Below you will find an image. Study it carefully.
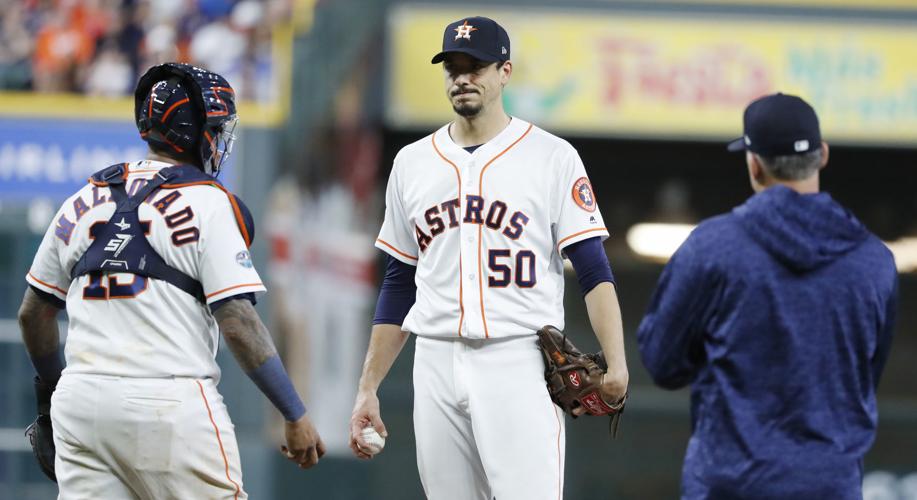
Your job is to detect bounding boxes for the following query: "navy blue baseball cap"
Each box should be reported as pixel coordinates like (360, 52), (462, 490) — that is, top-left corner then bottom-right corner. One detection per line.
(431, 16), (510, 64)
(727, 93), (822, 156)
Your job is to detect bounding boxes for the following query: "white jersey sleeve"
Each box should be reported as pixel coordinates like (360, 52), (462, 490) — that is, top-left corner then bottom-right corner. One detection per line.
(199, 193), (266, 304)
(553, 145), (609, 256)
(375, 153), (419, 266)
(26, 202), (72, 302)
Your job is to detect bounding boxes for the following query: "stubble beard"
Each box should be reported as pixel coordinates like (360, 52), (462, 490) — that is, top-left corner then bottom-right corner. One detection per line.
(453, 100), (482, 118)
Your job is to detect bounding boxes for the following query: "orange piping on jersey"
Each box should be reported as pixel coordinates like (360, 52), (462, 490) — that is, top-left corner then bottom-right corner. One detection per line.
(158, 181), (252, 248)
(196, 381), (241, 500)
(553, 404), (563, 500)
(27, 272), (67, 295)
(476, 123), (534, 339)
(206, 283), (263, 299)
(432, 132), (465, 337)
(476, 223), (488, 338)
(376, 238), (418, 261)
(161, 97), (190, 123)
(556, 227), (608, 252)
(220, 187), (251, 247)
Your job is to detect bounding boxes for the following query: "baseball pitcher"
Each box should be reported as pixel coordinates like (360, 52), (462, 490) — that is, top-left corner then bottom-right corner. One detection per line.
(349, 17), (629, 499)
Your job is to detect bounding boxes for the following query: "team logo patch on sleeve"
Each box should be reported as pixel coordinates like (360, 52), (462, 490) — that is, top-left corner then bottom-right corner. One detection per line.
(572, 177), (596, 212)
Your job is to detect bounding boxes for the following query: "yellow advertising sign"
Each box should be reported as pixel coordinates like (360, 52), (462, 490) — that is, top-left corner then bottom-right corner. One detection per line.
(388, 6), (917, 145)
(652, 0), (917, 9)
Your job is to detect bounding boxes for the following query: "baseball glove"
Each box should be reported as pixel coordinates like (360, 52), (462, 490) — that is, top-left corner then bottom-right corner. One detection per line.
(536, 325), (626, 435)
(25, 376), (56, 482)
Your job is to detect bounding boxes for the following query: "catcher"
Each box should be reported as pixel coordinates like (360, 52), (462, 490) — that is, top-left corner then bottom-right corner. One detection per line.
(19, 63), (324, 498)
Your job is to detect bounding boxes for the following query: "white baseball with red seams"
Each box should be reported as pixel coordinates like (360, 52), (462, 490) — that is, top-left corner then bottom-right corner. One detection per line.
(375, 117), (608, 499)
(360, 426), (385, 455)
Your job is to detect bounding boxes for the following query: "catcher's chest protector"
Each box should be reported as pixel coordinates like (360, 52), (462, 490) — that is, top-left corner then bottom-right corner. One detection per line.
(69, 164), (217, 302)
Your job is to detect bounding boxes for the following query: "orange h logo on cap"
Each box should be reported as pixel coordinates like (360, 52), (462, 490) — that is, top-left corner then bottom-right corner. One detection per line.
(454, 20), (478, 40)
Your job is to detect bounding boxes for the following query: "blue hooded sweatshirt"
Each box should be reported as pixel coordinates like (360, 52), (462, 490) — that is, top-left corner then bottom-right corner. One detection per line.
(637, 185), (898, 500)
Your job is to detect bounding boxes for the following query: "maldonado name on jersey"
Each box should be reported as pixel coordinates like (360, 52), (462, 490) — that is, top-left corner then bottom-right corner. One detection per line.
(53, 178), (200, 249)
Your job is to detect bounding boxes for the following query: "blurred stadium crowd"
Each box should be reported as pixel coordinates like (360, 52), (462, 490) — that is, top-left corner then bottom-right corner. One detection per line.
(0, 0), (288, 101)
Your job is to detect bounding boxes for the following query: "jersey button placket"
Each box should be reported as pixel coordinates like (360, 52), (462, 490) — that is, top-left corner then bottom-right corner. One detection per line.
(460, 160), (480, 336)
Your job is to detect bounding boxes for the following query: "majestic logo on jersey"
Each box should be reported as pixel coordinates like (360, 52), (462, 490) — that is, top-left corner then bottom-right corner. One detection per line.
(104, 234), (133, 257)
(572, 177), (596, 213)
(454, 20), (478, 40)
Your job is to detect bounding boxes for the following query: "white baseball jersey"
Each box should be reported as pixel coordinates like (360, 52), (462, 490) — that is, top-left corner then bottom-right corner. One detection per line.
(26, 159), (266, 380)
(376, 117), (608, 339)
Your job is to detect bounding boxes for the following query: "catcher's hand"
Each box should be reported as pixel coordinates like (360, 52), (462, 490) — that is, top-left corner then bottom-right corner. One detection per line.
(25, 376), (56, 482)
(536, 325), (626, 434)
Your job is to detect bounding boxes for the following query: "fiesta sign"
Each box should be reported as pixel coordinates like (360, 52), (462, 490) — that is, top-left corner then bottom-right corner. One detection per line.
(388, 5), (917, 145)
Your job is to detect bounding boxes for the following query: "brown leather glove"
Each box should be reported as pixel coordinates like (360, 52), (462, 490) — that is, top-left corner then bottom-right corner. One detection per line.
(536, 326), (626, 433)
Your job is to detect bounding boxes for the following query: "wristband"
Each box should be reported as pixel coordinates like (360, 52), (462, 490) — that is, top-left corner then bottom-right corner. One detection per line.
(247, 355), (306, 422)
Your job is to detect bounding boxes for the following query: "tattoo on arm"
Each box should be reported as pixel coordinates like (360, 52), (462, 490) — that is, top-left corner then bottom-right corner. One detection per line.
(19, 288), (62, 359)
(214, 298), (278, 372)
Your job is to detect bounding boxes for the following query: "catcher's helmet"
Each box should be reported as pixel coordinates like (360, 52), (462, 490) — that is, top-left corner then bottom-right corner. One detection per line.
(134, 63), (238, 176)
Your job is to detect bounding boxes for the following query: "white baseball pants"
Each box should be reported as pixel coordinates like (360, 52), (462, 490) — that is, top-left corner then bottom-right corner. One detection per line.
(50, 374), (246, 500)
(413, 335), (565, 500)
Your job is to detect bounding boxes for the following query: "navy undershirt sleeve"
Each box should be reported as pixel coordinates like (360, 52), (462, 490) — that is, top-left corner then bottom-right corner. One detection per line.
(26, 286), (65, 384)
(209, 292), (256, 313)
(565, 236), (615, 296)
(29, 285), (65, 309)
(373, 254), (417, 325)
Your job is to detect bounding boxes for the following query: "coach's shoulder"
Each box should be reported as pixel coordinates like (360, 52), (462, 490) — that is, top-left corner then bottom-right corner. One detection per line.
(861, 232), (898, 275)
(686, 214), (741, 252)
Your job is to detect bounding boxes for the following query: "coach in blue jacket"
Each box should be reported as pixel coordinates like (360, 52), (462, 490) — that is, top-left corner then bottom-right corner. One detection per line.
(637, 93), (898, 499)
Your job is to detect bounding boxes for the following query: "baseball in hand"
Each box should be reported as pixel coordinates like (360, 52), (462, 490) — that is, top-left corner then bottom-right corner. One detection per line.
(360, 427), (385, 455)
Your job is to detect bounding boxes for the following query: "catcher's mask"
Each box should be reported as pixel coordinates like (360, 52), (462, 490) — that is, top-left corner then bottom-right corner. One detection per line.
(134, 62), (238, 177)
